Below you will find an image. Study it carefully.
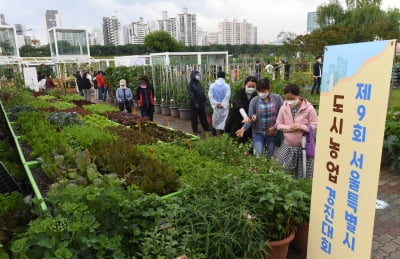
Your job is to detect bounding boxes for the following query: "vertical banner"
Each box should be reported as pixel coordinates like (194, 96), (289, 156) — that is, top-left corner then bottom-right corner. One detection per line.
(308, 40), (397, 259)
(23, 67), (38, 91)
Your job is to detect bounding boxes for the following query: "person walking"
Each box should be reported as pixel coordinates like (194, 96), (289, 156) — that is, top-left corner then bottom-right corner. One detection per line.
(75, 71), (83, 96)
(225, 75), (257, 143)
(92, 71), (98, 100)
(208, 71), (231, 136)
(275, 83), (318, 178)
(136, 75), (155, 121)
(312, 56), (323, 94)
(284, 61), (291, 81)
(255, 60), (262, 80)
(188, 70), (210, 134)
(235, 78), (283, 158)
(45, 74), (55, 90)
(265, 61), (274, 80)
(80, 71), (92, 101)
(96, 71), (107, 101)
(116, 79), (133, 113)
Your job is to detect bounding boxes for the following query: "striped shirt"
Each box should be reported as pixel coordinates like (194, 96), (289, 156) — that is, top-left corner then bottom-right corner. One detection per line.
(259, 98), (277, 134)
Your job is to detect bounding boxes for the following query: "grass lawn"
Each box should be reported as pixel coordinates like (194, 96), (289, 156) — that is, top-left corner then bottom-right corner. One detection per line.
(389, 88), (400, 108)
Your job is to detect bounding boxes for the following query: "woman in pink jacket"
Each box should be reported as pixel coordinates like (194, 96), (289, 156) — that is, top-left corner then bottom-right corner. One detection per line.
(275, 84), (318, 178)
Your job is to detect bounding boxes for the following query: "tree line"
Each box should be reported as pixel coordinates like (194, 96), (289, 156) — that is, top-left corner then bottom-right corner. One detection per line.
(19, 43), (281, 58)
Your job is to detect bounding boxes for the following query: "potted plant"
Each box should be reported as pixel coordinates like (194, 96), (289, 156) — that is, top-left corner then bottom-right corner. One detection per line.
(177, 83), (190, 120)
(172, 169), (311, 259)
(169, 83), (180, 118)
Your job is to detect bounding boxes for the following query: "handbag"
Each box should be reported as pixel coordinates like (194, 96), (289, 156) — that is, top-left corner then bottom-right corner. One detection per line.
(274, 130), (284, 147)
(305, 124), (315, 158)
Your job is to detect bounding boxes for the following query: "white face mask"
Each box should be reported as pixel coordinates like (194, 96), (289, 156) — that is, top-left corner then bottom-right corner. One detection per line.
(258, 92), (269, 99)
(195, 75), (201, 81)
(287, 99), (299, 106)
(245, 87), (256, 94)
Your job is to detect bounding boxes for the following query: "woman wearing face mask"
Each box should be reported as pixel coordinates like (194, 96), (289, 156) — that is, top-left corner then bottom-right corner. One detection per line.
(188, 70), (210, 134)
(236, 78), (283, 158)
(136, 75), (155, 121)
(116, 79), (133, 113)
(225, 76), (258, 142)
(275, 84), (318, 178)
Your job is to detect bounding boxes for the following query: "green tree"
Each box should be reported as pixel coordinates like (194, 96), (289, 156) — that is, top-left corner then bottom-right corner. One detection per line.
(144, 31), (182, 52)
(282, 0), (400, 60)
(317, 0), (400, 42)
(19, 45), (50, 57)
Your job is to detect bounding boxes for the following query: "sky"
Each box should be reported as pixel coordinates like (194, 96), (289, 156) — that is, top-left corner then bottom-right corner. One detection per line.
(1, 0), (399, 45)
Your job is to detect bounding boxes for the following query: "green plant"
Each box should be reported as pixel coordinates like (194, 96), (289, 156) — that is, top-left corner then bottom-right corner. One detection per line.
(47, 112), (83, 128)
(11, 184), (181, 258)
(62, 124), (115, 150)
(0, 87), (36, 109)
(47, 89), (65, 99)
(37, 95), (57, 101)
(138, 142), (235, 188)
(90, 140), (180, 195)
(175, 177), (270, 258)
(83, 103), (119, 115)
(139, 227), (206, 259)
(16, 111), (66, 159)
(59, 94), (84, 102)
(384, 108), (400, 170)
(82, 114), (120, 129)
(0, 192), (35, 255)
(175, 171), (311, 258)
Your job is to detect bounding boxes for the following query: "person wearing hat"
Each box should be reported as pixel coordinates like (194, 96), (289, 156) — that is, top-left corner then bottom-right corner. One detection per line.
(116, 79), (133, 113)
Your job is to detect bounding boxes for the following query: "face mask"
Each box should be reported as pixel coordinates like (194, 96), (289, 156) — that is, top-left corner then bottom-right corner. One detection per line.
(195, 75), (201, 81)
(120, 85), (126, 89)
(245, 87), (256, 94)
(258, 92), (269, 99)
(140, 84), (147, 88)
(287, 99), (299, 106)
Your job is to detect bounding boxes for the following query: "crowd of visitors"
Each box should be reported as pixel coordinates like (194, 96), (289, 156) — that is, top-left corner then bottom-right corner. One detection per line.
(42, 59), (320, 178)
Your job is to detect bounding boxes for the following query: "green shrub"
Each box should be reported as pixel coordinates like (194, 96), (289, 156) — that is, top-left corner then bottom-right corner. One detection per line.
(47, 112), (83, 128)
(90, 140), (180, 195)
(10, 184), (184, 258)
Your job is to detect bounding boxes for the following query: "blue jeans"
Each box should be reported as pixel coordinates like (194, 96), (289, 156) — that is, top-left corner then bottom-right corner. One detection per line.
(252, 132), (276, 159)
(98, 87), (105, 100)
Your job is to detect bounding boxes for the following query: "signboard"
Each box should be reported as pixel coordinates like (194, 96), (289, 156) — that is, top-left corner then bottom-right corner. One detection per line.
(307, 40), (396, 259)
(114, 56), (147, 66)
(23, 67), (38, 91)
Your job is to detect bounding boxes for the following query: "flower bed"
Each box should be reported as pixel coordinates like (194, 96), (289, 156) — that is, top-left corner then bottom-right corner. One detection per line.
(1, 86), (313, 258)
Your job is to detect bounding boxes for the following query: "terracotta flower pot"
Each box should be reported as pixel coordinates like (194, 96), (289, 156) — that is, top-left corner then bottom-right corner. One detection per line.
(266, 231), (295, 259)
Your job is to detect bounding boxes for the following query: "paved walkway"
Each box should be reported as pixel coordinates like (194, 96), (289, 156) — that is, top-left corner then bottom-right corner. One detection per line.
(93, 96), (400, 259)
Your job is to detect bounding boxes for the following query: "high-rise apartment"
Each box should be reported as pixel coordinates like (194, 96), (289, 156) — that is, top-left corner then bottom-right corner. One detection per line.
(102, 16), (123, 45)
(155, 11), (177, 39)
(218, 19), (257, 45)
(124, 17), (150, 44)
(307, 12), (320, 33)
(152, 9), (197, 46)
(14, 24), (32, 47)
(88, 28), (104, 46)
(0, 14), (7, 25)
(45, 10), (61, 29)
(176, 8), (197, 46)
